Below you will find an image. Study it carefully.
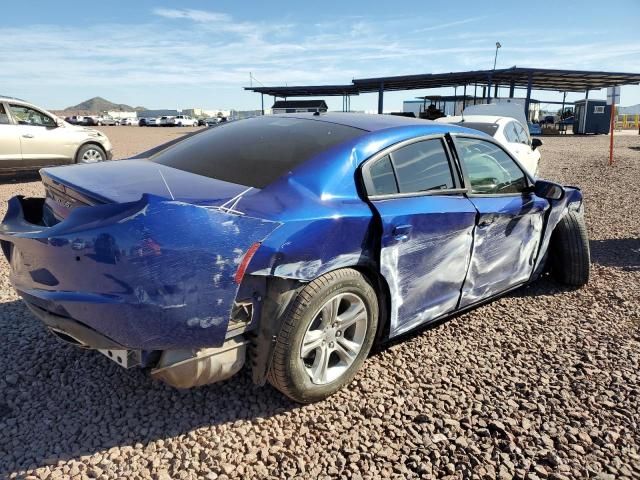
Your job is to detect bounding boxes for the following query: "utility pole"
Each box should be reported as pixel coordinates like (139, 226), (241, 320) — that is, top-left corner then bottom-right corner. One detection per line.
(493, 42), (502, 70)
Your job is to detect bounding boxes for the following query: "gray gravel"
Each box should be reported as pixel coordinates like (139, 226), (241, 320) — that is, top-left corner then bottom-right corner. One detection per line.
(0, 131), (639, 479)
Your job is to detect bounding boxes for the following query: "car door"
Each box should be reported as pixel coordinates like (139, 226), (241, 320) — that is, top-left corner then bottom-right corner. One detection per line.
(0, 102), (23, 170)
(8, 103), (74, 167)
(452, 135), (548, 308)
(363, 136), (477, 337)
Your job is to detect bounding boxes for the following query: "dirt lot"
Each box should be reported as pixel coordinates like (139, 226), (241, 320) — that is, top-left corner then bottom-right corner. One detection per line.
(0, 128), (639, 480)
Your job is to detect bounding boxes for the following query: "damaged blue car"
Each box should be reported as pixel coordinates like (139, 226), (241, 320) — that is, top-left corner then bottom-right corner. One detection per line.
(0, 113), (590, 403)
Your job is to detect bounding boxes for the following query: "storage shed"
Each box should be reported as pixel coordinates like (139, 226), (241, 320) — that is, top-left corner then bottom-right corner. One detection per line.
(574, 99), (611, 134)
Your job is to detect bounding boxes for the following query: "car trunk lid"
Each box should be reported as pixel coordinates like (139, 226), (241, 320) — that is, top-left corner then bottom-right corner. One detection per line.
(41, 159), (255, 223)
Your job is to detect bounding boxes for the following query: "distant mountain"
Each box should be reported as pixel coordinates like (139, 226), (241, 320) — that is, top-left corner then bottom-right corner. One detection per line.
(619, 104), (640, 115)
(64, 96), (146, 113)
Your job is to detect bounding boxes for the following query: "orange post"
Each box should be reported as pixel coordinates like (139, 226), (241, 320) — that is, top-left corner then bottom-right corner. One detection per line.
(609, 104), (615, 166)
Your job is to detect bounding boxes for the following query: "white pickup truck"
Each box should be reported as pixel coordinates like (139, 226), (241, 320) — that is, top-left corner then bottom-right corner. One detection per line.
(167, 115), (198, 127)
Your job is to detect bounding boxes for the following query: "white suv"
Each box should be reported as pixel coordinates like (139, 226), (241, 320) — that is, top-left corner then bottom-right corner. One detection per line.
(168, 115), (198, 127)
(0, 96), (113, 172)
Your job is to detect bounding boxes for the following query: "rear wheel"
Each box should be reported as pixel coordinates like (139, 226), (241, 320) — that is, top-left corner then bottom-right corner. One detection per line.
(76, 144), (106, 164)
(268, 268), (378, 403)
(550, 211), (590, 286)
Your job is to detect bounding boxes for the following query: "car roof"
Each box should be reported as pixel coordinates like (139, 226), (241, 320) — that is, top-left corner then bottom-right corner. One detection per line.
(274, 112), (441, 132)
(0, 96), (28, 103)
(437, 115), (511, 125)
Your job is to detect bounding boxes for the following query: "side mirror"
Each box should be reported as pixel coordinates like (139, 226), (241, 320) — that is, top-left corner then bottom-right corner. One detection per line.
(531, 138), (543, 150)
(534, 180), (564, 200)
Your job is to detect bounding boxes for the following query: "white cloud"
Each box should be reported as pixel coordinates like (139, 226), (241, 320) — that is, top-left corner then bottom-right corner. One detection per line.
(153, 8), (231, 23)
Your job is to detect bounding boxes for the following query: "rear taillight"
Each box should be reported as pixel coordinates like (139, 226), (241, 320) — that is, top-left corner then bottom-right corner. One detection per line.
(234, 242), (261, 284)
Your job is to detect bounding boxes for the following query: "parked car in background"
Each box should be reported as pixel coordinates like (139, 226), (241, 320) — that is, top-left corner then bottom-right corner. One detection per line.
(146, 117), (161, 127)
(0, 113), (589, 403)
(0, 96), (112, 171)
(120, 117), (136, 126)
(540, 115), (556, 125)
(96, 115), (119, 126)
(138, 118), (149, 127)
(559, 116), (575, 126)
(437, 103), (542, 176)
(528, 122), (542, 136)
(82, 116), (99, 126)
(204, 117), (226, 127)
(159, 116), (174, 127)
(64, 115), (85, 125)
(168, 115), (198, 127)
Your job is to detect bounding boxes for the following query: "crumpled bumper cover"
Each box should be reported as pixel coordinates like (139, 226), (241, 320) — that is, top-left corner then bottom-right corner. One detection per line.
(0, 194), (279, 350)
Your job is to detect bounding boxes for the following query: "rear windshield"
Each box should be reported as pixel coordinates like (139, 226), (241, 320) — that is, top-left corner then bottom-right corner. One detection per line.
(151, 116), (366, 188)
(453, 122), (498, 137)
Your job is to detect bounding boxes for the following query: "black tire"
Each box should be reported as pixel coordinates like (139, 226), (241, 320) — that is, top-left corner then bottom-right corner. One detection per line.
(550, 211), (590, 286)
(75, 144), (107, 164)
(268, 268), (378, 403)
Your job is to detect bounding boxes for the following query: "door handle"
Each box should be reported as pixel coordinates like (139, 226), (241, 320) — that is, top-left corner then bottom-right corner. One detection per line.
(392, 225), (412, 241)
(22, 134), (34, 139)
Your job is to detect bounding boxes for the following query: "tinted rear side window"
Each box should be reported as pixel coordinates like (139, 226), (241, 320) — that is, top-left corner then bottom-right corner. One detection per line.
(151, 117), (365, 188)
(391, 139), (454, 193)
(369, 155), (398, 195)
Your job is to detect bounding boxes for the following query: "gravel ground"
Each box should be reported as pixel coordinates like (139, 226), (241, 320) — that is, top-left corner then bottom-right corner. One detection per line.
(0, 129), (639, 480)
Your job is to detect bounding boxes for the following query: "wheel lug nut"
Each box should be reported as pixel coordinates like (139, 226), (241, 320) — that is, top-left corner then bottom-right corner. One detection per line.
(336, 331), (342, 336)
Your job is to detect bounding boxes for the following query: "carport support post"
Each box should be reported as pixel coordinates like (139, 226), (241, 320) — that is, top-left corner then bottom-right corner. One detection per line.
(377, 82), (384, 114)
(462, 84), (467, 110)
(261, 94), (264, 115)
(453, 86), (458, 115)
(487, 74), (493, 104)
(524, 71), (533, 122)
(509, 80), (515, 98)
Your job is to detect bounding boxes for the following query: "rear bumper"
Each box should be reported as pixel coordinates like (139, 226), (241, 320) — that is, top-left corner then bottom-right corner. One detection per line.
(0, 194), (279, 350)
(23, 298), (125, 350)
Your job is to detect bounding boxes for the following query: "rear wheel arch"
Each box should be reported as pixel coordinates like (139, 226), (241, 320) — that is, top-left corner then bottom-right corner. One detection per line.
(351, 265), (391, 344)
(266, 267), (379, 402)
(247, 263), (390, 386)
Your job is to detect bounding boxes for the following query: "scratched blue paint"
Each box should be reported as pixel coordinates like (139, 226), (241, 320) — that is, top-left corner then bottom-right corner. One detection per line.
(0, 113), (584, 353)
(0, 194), (279, 349)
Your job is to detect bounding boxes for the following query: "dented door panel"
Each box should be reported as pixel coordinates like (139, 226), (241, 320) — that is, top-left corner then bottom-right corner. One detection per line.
(460, 194), (548, 307)
(373, 195), (477, 337)
(0, 194), (280, 349)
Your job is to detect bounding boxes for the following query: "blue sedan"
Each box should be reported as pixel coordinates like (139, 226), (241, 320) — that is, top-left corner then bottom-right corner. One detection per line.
(0, 113), (590, 403)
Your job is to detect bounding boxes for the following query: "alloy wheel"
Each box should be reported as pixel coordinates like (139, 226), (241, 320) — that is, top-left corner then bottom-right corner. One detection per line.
(300, 292), (368, 385)
(81, 149), (104, 163)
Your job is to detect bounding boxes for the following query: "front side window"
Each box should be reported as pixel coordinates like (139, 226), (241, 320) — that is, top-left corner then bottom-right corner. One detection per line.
(9, 104), (56, 127)
(391, 139), (455, 193)
(503, 122), (519, 143)
(456, 137), (528, 195)
(513, 122), (529, 144)
(0, 104), (10, 124)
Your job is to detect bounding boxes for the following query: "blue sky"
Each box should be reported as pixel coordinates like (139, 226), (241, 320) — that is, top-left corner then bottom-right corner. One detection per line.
(3, 0), (640, 112)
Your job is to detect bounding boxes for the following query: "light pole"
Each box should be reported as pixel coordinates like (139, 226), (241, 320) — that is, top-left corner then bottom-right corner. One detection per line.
(493, 41), (502, 70)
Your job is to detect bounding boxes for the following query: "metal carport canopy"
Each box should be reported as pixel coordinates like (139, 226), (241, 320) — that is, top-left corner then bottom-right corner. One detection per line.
(243, 84), (359, 97)
(352, 67), (640, 92)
